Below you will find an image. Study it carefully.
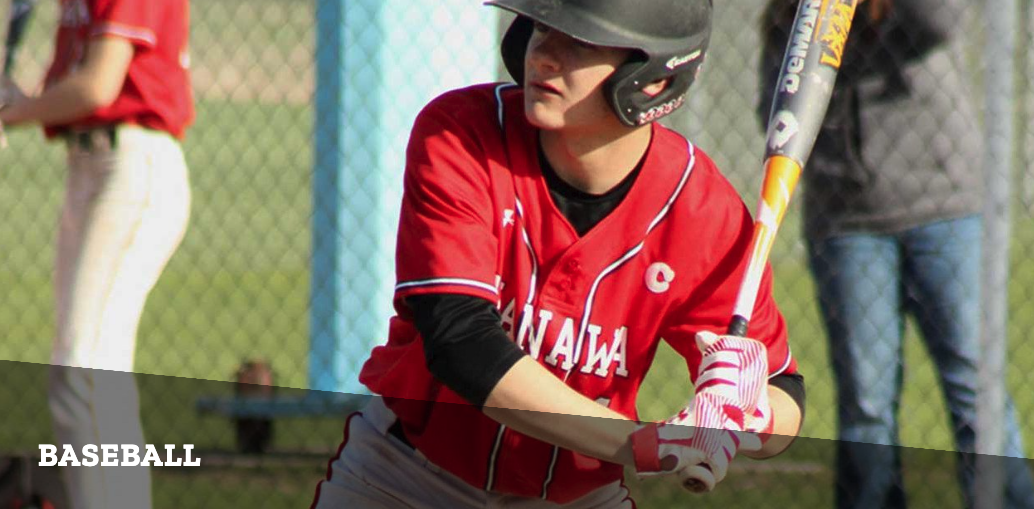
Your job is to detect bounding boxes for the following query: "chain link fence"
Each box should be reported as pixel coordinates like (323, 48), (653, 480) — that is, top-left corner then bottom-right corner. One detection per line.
(0, 0), (1032, 507)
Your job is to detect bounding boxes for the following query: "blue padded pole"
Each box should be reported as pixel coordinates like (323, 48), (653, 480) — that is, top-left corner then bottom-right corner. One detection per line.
(311, 0), (498, 394)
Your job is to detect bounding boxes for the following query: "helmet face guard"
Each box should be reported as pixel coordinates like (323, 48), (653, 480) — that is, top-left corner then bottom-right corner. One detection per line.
(487, 0), (712, 126)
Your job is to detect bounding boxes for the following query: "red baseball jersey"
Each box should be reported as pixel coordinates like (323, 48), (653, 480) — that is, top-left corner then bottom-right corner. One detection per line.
(359, 84), (796, 503)
(44, 0), (193, 138)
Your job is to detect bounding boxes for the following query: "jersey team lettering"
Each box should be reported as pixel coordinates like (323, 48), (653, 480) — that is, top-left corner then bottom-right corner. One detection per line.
(501, 300), (630, 377)
(39, 444), (201, 467)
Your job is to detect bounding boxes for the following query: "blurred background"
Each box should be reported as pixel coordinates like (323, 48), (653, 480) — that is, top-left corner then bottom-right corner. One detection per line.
(0, 0), (1032, 507)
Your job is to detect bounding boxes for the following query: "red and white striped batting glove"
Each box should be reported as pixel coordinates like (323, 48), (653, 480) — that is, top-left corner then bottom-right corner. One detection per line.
(694, 331), (769, 417)
(694, 331), (772, 437)
(744, 378), (774, 437)
(630, 404), (746, 491)
(673, 331), (772, 490)
(629, 409), (735, 472)
(629, 332), (772, 490)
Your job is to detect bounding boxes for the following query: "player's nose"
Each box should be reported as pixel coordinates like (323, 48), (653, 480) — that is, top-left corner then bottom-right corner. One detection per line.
(526, 31), (565, 76)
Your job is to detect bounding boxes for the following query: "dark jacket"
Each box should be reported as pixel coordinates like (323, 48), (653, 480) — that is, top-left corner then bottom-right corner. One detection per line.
(758, 0), (983, 239)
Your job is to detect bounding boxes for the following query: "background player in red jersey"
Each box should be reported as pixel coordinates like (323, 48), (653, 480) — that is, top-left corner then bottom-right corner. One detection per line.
(0, 0), (193, 507)
(312, 0), (806, 506)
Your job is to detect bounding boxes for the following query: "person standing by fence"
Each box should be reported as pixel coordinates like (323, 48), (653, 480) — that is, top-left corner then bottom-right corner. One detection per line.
(758, 0), (1034, 507)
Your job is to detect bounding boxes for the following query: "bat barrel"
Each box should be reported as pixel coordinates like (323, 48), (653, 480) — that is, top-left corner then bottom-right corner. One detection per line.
(727, 0), (859, 338)
(763, 0), (858, 167)
(687, 0), (860, 495)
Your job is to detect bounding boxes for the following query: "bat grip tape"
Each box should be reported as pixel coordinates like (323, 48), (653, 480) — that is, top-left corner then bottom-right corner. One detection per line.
(727, 315), (749, 337)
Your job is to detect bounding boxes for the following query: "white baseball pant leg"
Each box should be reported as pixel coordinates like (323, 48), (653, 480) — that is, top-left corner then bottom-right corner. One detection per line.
(49, 125), (191, 509)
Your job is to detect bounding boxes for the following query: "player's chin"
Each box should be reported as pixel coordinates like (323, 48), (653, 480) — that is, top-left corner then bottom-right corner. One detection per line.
(524, 104), (566, 131)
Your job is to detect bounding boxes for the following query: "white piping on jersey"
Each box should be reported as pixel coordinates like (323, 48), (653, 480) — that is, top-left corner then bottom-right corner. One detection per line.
(484, 425), (507, 491)
(513, 199), (539, 306)
(541, 447), (561, 499)
(770, 348), (793, 378)
(565, 140), (698, 381)
(485, 86), (535, 492)
(484, 198), (540, 493)
(395, 278), (498, 295)
(494, 83), (517, 129)
(93, 23), (157, 47)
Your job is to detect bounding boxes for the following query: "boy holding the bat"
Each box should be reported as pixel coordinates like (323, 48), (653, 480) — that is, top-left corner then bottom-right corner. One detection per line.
(312, 0), (807, 506)
(760, 0), (1034, 507)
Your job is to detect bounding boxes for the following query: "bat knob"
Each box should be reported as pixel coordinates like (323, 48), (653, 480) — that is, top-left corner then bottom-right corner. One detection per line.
(683, 478), (709, 493)
(679, 464), (715, 493)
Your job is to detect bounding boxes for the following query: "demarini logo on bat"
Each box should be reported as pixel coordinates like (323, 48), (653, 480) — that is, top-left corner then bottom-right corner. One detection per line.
(780, 0), (821, 94)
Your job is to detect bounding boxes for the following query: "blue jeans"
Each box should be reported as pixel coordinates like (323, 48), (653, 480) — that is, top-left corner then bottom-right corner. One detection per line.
(807, 215), (1034, 509)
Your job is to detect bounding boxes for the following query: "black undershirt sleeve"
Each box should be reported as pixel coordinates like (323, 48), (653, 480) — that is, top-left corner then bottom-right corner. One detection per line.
(407, 293), (526, 408)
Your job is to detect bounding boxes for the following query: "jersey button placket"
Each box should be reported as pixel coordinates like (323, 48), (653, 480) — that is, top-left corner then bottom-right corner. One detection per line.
(559, 259), (580, 300)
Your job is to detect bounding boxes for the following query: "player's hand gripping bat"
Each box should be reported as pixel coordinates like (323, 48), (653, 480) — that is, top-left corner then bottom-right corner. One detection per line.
(679, 0), (860, 493)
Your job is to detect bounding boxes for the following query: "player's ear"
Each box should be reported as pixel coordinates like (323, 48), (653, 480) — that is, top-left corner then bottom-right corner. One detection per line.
(641, 77), (671, 98)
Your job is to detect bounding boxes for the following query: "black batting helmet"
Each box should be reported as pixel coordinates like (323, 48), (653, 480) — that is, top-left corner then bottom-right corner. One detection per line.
(485, 0), (713, 126)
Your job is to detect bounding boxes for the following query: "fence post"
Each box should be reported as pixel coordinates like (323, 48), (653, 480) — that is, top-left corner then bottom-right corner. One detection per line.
(977, 0), (1017, 505)
(1025, 0), (1034, 215)
(310, 0), (498, 394)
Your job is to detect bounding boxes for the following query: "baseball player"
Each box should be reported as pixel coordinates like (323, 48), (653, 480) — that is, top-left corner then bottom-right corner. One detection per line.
(312, 0), (806, 507)
(0, 0), (192, 507)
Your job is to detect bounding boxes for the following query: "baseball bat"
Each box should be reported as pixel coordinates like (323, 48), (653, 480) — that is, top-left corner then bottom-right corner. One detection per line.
(3, 0), (38, 77)
(680, 0), (860, 493)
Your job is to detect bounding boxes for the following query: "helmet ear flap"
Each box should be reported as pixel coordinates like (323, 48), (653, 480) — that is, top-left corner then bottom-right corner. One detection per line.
(605, 55), (702, 126)
(500, 16), (533, 85)
(603, 53), (649, 126)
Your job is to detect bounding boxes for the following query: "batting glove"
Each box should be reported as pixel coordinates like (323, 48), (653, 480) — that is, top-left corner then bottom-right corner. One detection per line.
(673, 331), (771, 491)
(630, 402), (751, 492)
(744, 378), (774, 437)
(694, 331), (768, 413)
(629, 332), (772, 491)
(697, 330), (774, 435)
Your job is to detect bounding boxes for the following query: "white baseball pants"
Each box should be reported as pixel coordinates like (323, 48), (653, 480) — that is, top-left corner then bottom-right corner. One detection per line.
(48, 125), (191, 509)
